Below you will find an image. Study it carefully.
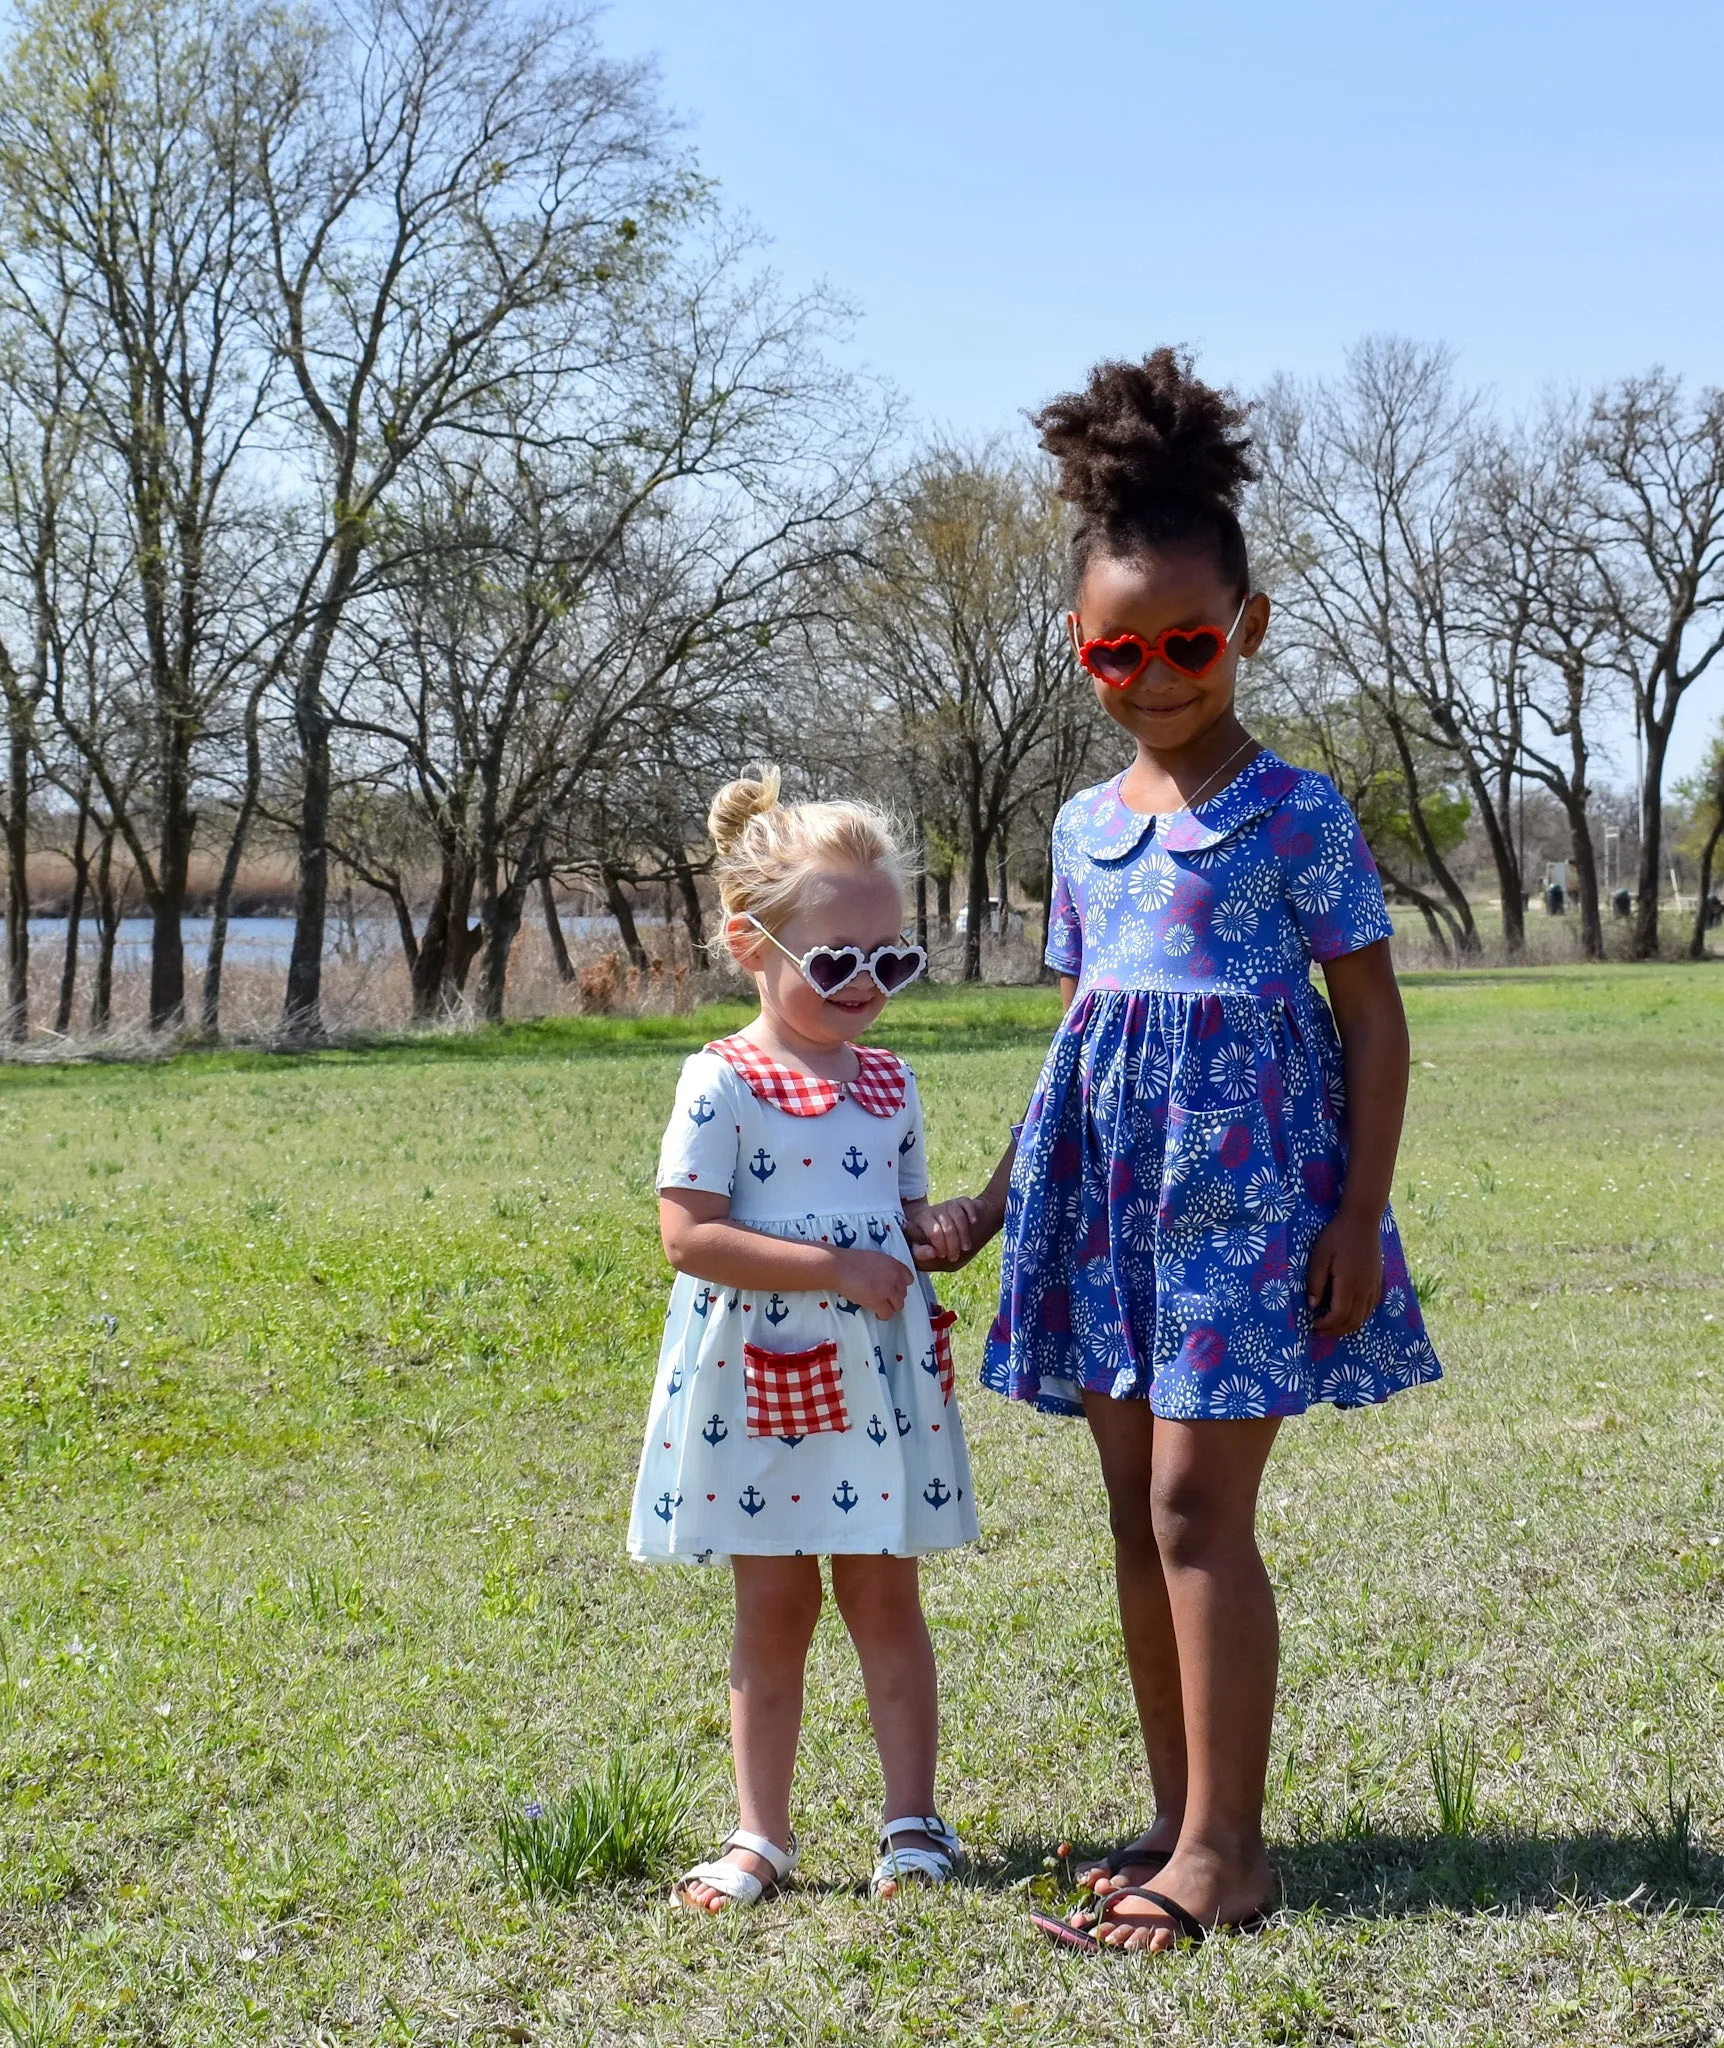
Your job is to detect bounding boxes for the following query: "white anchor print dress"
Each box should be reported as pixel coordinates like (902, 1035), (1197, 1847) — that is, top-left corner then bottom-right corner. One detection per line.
(627, 1034), (980, 1563)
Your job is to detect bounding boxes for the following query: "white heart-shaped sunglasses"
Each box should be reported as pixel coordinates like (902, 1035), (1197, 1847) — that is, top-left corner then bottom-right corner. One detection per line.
(740, 913), (927, 998)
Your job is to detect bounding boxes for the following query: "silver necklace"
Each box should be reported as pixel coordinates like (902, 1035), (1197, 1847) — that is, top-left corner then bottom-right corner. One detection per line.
(1140, 735), (1259, 821)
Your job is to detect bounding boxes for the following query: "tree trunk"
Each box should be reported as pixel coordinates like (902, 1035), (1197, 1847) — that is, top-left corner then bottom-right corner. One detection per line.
(669, 845), (709, 970)
(603, 868), (648, 972)
(4, 719), (29, 1042)
(1633, 710), (1672, 959)
(201, 680), (267, 1038)
(913, 871), (928, 953)
(935, 871), (952, 935)
(476, 869), (531, 1022)
(54, 787), (91, 1035)
(1691, 815), (1723, 960)
(995, 834), (1010, 937)
(1565, 800), (1604, 962)
(961, 825), (990, 983)
(90, 828), (118, 1033)
(1382, 712), (1479, 951)
(411, 858), (458, 1020)
(1452, 746), (1524, 954)
(148, 754), (192, 1033)
(539, 868), (576, 982)
(283, 546), (365, 1040)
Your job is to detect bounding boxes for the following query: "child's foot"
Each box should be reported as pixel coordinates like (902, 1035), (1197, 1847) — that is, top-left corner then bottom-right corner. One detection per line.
(1074, 1818), (1181, 1897)
(674, 1829), (797, 1913)
(872, 1815), (962, 1898)
(1081, 1840), (1273, 1951)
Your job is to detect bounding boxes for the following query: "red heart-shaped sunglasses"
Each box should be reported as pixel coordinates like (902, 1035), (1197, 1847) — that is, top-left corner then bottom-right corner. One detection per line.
(1072, 595), (1251, 688)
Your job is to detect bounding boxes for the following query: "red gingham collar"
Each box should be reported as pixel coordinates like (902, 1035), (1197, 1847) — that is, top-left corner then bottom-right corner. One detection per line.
(706, 1033), (907, 1118)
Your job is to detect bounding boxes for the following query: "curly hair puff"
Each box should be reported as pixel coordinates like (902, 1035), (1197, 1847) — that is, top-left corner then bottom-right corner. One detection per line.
(1032, 346), (1256, 599)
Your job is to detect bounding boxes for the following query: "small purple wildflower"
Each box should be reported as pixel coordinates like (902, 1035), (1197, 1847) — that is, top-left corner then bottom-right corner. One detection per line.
(522, 1800), (544, 1821)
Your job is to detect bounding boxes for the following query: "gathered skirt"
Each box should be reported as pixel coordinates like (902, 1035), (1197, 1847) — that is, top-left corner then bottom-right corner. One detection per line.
(629, 1210), (980, 1561)
(981, 986), (1442, 1419)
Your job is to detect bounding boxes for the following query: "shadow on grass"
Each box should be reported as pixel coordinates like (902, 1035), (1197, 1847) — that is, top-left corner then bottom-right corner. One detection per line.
(963, 1829), (1724, 1919)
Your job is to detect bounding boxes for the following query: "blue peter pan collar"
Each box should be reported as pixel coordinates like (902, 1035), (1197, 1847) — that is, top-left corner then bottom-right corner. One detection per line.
(1069, 749), (1302, 863)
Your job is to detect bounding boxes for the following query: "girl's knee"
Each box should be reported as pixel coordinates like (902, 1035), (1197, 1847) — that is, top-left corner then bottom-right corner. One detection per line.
(733, 1559), (824, 1651)
(1150, 1466), (1236, 1570)
(831, 1556), (923, 1640)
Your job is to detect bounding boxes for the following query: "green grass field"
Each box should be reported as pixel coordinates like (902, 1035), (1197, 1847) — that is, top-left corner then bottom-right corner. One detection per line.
(0, 967), (1720, 2045)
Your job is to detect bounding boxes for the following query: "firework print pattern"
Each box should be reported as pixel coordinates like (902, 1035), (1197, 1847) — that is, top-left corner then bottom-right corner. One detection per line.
(982, 749), (1443, 1420)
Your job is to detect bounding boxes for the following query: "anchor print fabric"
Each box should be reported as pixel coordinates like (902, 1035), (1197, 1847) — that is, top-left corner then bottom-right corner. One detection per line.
(983, 749), (1443, 1420)
(628, 1042), (980, 1562)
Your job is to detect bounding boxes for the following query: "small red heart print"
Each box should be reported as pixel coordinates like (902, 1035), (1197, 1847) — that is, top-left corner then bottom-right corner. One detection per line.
(663, 1441), (671, 1448)
(791, 1493), (801, 1502)
(931, 1424), (940, 1432)
(881, 1491), (890, 1499)
(706, 1492), (716, 1501)
(688, 1173), (698, 1181)
(819, 1300), (829, 1309)
(803, 1158), (813, 1166)
(743, 1303), (752, 1312)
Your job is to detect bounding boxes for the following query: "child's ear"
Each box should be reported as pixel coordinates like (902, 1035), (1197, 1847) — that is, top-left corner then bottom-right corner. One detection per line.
(1240, 591), (1272, 658)
(726, 915), (768, 970)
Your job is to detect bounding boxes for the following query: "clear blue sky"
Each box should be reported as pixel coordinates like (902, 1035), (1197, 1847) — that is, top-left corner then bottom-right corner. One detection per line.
(608, 0), (1724, 782)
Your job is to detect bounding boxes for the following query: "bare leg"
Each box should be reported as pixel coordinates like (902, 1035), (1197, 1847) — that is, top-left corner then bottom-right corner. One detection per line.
(1094, 1415), (1281, 1949)
(829, 1554), (942, 1895)
(1072, 1392), (1187, 1896)
(680, 1554), (822, 1912)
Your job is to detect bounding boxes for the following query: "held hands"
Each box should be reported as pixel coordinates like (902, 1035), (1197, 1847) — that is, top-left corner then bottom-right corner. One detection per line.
(1305, 1209), (1385, 1336)
(831, 1247), (913, 1320)
(905, 1196), (992, 1273)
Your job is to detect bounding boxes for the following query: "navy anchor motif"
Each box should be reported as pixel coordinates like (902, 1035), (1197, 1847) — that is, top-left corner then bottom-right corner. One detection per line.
(764, 1293), (789, 1326)
(748, 1147), (777, 1183)
(832, 1479), (858, 1513)
(835, 1296), (863, 1316)
(654, 1490), (682, 1523)
(867, 1217), (891, 1247)
(691, 1285), (718, 1319)
(687, 1093), (717, 1126)
(841, 1146), (868, 1179)
(665, 1365), (684, 1398)
(831, 1219), (858, 1248)
(866, 1414), (888, 1445)
(894, 1406), (912, 1436)
(922, 1477), (951, 1510)
(702, 1413), (729, 1445)
(738, 1485), (766, 1517)
(873, 1344), (889, 1375)
(777, 1433), (805, 1448)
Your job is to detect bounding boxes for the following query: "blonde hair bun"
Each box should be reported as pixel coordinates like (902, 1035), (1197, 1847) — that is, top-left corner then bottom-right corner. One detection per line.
(707, 766), (783, 854)
(706, 764), (914, 960)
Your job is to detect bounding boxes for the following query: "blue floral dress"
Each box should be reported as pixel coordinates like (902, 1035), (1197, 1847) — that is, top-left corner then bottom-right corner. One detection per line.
(981, 749), (1443, 1420)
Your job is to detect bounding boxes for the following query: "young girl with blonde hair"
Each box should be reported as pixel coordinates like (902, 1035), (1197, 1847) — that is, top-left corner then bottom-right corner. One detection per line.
(628, 769), (980, 1910)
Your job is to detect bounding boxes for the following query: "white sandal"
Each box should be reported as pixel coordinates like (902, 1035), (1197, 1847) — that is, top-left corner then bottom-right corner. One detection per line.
(870, 1814), (963, 1897)
(672, 1828), (798, 1910)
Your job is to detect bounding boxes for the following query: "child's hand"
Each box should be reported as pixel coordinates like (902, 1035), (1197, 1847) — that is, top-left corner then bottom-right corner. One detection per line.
(1305, 1210), (1385, 1335)
(832, 1247), (913, 1320)
(906, 1197), (987, 1272)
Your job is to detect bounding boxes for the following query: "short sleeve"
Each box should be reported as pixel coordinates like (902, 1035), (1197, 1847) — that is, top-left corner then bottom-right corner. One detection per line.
(1280, 778), (1395, 962)
(896, 1066), (929, 1204)
(1043, 816), (1083, 975)
(656, 1053), (744, 1197)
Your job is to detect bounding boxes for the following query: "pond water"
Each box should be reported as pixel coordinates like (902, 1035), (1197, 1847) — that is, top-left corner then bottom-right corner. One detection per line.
(25, 912), (642, 971)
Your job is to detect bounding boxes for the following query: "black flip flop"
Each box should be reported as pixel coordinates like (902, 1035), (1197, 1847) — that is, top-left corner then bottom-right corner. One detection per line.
(1090, 1884), (1271, 1948)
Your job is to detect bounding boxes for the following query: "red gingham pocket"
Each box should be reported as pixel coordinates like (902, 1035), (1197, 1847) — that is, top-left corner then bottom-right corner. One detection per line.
(928, 1305), (957, 1406)
(743, 1340), (849, 1438)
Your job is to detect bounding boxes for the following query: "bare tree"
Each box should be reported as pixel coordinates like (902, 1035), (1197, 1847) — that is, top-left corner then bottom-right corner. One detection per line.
(848, 448), (1069, 980)
(0, 0), (300, 1030)
(1579, 373), (1724, 957)
(250, 0), (689, 1038)
(1257, 342), (1542, 953)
